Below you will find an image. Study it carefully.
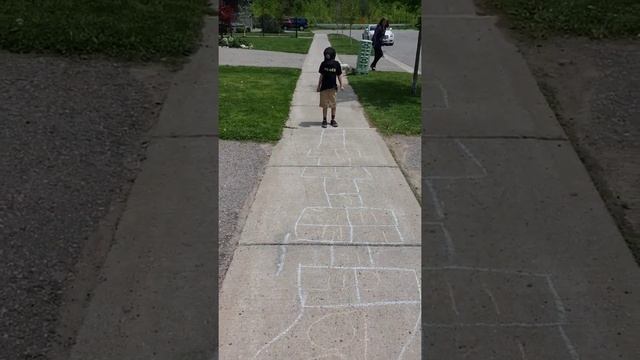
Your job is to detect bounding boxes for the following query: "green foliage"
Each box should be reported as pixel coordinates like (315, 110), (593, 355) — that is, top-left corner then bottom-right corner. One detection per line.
(295, 0), (419, 25)
(487, 0), (640, 38)
(219, 36), (253, 48)
(256, 14), (282, 33)
(0, 0), (208, 59)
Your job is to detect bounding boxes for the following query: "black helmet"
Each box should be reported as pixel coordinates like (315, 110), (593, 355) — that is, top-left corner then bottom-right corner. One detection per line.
(323, 47), (336, 60)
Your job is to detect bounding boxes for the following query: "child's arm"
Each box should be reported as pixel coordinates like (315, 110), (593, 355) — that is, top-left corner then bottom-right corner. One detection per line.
(338, 74), (344, 91)
(317, 74), (323, 92)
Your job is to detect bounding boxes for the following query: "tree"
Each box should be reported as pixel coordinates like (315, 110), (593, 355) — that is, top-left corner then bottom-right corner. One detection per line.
(344, 0), (360, 41)
(219, 3), (234, 37)
(394, 0), (421, 95)
(252, 0), (283, 35)
(411, 15), (421, 96)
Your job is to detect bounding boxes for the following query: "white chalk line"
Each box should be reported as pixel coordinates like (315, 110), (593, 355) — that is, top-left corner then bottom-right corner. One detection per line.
(447, 281), (459, 316)
(518, 341), (528, 360)
(364, 313), (368, 360)
(423, 322), (566, 328)
(345, 206), (354, 243)
(483, 283), (501, 316)
(353, 269), (362, 302)
(546, 276), (568, 323)
(367, 246), (375, 265)
(436, 80), (449, 108)
(302, 265), (416, 272)
(317, 128), (325, 148)
(303, 300), (420, 309)
(306, 312), (356, 355)
(293, 239), (406, 245)
(251, 307), (306, 360)
(398, 313), (421, 360)
(398, 269), (422, 359)
(252, 266), (307, 360)
(330, 245), (335, 266)
(424, 222), (456, 261)
(276, 233), (290, 276)
(424, 179), (444, 219)
(454, 139), (488, 177)
(323, 177), (331, 207)
(558, 325), (580, 360)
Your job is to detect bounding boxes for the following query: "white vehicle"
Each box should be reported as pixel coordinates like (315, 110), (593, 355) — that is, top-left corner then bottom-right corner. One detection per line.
(361, 24), (394, 46)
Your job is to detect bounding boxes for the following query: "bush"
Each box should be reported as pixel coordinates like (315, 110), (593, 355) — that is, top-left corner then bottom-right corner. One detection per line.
(219, 36), (253, 49)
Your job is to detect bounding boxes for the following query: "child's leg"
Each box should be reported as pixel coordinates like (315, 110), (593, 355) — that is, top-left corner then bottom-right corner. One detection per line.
(330, 106), (336, 120)
(322, 107), (328, 119)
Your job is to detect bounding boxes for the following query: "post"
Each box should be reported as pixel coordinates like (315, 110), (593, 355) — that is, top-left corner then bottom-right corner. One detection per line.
(411, 25), (421, 96)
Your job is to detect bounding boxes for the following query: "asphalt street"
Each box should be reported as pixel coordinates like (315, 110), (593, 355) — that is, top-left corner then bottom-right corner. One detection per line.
(344, 29), (422, 70)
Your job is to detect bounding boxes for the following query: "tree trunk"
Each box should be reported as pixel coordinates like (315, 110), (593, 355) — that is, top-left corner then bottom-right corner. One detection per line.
(349, 23), (352, 44)
(411, 26), (421, 96)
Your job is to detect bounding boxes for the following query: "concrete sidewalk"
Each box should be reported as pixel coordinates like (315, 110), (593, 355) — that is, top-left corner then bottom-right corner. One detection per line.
(219, 34), (422, 359)
(67, 17), (218, 360)
(423, 0), (640, 358)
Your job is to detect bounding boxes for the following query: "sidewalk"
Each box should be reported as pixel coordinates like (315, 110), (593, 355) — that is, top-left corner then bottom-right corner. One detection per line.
(67, 17), (218, 360)
(423, 0), (640, 358)
(219, 34), (422, 359)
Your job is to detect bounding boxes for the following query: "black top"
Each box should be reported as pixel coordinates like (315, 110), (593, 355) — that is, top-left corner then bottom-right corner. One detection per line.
(373, 24), (385, 48)
(318, 59), (342, 91)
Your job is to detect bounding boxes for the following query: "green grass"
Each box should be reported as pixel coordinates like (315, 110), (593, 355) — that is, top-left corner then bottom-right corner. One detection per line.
(0, 0), (208, 59)
(485, 0), (640, 38)
(238, 36), (313, 54)
(219, 66), (300, 141)
(348, 72), (421, 135)
(242, 31), (314, 38)
(327, 34), (361, 55)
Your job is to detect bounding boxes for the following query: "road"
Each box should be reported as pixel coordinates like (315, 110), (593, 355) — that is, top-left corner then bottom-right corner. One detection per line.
(344, 29), (422, 71)
(383, 30), (422, 69)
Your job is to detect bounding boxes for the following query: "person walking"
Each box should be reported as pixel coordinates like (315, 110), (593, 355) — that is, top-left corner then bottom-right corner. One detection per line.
(370, 18), (389, 71)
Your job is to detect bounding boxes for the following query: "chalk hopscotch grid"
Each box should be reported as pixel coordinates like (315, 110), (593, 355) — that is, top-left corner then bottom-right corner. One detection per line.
(423, 139), (580, 360)
(258, 127), (421, 360)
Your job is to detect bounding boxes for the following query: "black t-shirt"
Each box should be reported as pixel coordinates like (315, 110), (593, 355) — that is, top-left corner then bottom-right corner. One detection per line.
(318, 60), (342, 91)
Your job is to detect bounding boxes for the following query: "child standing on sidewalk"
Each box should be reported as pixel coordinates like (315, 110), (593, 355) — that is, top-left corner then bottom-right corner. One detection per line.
(317, 47), (344, 128)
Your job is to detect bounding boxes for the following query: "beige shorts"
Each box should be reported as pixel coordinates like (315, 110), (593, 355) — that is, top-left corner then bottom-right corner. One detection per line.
(319, 89), (337, 108)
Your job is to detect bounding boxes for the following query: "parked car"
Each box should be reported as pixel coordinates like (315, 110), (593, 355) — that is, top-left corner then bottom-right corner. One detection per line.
(282, 17), (309, 31)
(361, 24), (394, 46)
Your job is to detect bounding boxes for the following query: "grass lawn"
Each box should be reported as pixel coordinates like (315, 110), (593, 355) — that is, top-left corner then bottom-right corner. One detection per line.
(0, 0), (208, 59)
(242, 31), (313, 38)
(348, 72), (421, 135)
(238, 36), (313, 54)
(484, 0), (640, 38)
(219, 66), (300, 142)
(328, 34), (362, 55)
